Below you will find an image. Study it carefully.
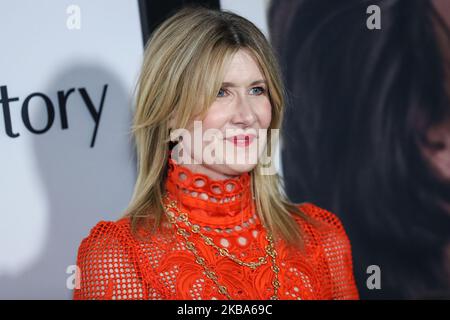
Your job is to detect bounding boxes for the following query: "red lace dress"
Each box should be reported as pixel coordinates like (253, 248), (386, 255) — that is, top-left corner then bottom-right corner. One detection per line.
(73, 158), (359, 300)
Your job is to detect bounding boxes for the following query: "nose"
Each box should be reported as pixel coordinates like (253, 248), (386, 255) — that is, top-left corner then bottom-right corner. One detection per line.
(231, 94), (257, 127)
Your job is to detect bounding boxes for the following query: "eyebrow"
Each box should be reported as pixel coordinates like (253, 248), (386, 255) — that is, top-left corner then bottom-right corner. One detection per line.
(221, 79), (267, 87)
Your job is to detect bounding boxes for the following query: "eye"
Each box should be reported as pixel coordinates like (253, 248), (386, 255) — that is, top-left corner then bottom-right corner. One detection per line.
(217, 88), (227, 97)
(250, 86), (266, 95)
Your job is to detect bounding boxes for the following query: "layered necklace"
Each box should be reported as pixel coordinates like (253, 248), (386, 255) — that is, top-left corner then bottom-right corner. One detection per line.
(162, 194), (281, 300)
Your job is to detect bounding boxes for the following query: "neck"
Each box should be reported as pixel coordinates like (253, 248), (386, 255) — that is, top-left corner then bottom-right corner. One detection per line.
(170, 153), (246, 181)
(180, 162), (239, 181)
(164, 155), (254, 227)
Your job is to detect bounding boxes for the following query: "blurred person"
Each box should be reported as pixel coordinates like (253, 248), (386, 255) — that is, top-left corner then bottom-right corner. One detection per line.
(269, 0), (450, 299)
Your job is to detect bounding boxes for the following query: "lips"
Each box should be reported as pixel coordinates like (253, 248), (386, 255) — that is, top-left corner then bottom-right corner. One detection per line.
(226, 134), (256, 147)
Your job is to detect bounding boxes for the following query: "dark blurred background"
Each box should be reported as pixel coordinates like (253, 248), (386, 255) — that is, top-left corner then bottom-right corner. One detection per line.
(268, 0), (450, 299)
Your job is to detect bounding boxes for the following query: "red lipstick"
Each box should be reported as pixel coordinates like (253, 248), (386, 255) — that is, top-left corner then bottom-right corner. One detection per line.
(226, 134), (256, 147)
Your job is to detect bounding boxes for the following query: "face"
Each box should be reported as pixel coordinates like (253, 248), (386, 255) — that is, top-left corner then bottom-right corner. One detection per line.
(420, 117), (450, 183)
(170, 49), (272, 180)
(420, 0), (450, 186)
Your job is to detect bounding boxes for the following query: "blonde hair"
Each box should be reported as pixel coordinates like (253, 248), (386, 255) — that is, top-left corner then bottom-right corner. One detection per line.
(124, 6), (314, 249)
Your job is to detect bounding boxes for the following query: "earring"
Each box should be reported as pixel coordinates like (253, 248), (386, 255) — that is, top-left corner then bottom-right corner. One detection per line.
(168, 128), (183, 150)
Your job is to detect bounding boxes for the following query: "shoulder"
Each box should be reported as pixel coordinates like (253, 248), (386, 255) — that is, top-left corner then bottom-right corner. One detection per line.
(292, 202), (353, 254)
(79, 218), (130, 243)
(76, 216), (173, 254)
(74, 217), (175, 300)
(294, 202), (348, 236)
(76, 218), (132, 257)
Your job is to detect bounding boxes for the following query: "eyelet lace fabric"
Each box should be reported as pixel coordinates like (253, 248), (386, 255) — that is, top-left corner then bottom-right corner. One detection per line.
(73, 157), (359, 300)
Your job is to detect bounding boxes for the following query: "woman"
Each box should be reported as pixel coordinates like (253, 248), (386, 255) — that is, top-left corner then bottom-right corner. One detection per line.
(269, 0), (450, 299)
(73, 6), (359, 300)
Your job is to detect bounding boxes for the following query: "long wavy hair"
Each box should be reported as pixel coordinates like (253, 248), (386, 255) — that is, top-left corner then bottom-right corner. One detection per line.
(269, 0), (450, 298)
(123, 6), (314, 249)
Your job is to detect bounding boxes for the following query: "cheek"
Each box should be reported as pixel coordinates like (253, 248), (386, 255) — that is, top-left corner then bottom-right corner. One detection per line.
(200, 105), (230, 131)
(257, 99), (272, 128)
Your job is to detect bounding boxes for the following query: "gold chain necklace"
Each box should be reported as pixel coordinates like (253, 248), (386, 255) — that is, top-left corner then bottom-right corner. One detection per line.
(163, 195), (280, 300)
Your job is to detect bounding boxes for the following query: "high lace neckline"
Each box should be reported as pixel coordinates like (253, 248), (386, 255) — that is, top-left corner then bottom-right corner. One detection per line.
(163, 155), (255, 228)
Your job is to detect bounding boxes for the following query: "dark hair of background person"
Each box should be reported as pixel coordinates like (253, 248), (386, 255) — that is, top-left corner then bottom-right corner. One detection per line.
(138, 0), (220, 45)
(268, 0), (450, 299)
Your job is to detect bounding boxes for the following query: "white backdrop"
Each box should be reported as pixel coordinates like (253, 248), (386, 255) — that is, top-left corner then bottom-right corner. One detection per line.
(0, 0), (142, 299)
(0, 0), (277, 299)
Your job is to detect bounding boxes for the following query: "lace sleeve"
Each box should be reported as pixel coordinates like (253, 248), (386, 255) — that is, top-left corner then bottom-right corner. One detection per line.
(73, 221), (147, 300)
(316, 209), (360, 300)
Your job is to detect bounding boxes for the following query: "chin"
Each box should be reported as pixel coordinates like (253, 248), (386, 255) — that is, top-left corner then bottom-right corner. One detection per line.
(222, 163), (257, 175)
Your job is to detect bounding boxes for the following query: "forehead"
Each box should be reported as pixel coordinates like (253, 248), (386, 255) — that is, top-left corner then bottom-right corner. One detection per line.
(222, 49), (265, 83)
